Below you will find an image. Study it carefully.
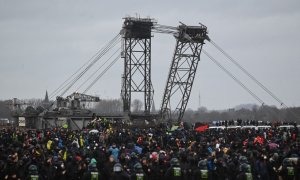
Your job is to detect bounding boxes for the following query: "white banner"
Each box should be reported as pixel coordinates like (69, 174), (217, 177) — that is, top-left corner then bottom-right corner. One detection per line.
(18, 117), (26, 127)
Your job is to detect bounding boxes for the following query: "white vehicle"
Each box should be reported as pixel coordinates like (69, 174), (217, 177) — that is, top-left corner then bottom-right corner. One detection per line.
(278, 125), (295, 129)
(208, 126), (226, 130)
(208, 126), (242, 130)
(241, 125), (256, 129)
(227, 126), (241, 129)
(257, 125), (271, 130)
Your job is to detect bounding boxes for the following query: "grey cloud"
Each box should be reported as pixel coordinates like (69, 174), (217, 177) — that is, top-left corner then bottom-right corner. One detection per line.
(0, 0), (299, 110)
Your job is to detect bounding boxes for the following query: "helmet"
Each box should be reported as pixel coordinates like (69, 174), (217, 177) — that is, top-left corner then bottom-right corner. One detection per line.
(85, 157), (91, 163)
(198, 160), (207, 169)
(28, 164), (38, 175)
(240, 163), (251, 172)
(134, 163), (142, 170)
(282, 158), (293, 167)
(170, 158), (180, 166)
(113, 163), (123, 172)
(239, 156), (248, 164)
(91, 158), (97, 165)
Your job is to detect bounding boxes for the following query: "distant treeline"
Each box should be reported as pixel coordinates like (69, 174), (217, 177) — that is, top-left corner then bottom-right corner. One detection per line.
(1, 99), (300, 123)
(183, 105), (300, 123)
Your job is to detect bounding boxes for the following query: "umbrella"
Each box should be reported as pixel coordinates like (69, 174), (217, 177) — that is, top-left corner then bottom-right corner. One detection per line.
(89, 129), (99, 134)
(268, 142), (279, 150)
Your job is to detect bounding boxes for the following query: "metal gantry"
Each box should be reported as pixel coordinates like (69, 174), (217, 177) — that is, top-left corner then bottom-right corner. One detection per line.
(160, 24), (209, 122)
(121, 17), (155, 115)
(14, 16), (291, 127)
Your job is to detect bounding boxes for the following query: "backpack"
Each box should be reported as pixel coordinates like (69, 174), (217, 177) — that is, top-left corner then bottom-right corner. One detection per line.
(30, 175), (39, 180)
(245, 173), (253, 180)
(287, 167), (294, 176)
(91, 172), (99, 180)
(200, 169), (208, 179)
(136, 173), (144, 180)
(173, 167), (181, 177)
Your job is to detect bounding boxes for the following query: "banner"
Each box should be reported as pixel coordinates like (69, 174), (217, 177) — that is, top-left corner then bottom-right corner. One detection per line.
(18, 117), (26, 127)
(195, 125), (208, 132)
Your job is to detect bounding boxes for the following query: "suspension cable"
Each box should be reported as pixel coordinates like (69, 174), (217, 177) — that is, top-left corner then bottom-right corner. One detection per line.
(76, 47), (121, 92)
(83, 54), (121, 94)
(49, 33), (121, 99)
(203, 50), (265, 105)
(59, 35), (121, 97)
(209, 40), (287, 108)
(59, 35), (121, 96)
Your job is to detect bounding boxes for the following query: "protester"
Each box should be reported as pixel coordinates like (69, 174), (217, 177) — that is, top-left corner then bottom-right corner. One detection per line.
(0, 120), (299, 180)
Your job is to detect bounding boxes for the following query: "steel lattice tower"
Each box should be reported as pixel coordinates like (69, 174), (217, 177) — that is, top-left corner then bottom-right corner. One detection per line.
(161, 24), (209, 122)
(121, 17), (155, 115)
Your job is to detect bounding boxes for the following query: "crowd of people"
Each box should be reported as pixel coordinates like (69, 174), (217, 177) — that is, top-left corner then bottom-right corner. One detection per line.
(0, 120), (299, 180)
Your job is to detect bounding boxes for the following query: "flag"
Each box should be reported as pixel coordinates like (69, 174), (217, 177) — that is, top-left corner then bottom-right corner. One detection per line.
(254, 136), (264, 145)
(195, 125), (209, 132)
(47, 140), (53, 150)
(63, 151), (67, 161)
(79, 136), (84, 147)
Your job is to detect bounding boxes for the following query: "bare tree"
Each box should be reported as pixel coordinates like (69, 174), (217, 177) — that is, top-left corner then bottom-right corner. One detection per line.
(93, 99), (123, 115)
(132, 99), (143, 112)
(183, 105), (300, 124)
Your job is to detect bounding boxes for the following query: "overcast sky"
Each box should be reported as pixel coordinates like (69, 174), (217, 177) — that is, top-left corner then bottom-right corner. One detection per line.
(0, 0), (299, 110)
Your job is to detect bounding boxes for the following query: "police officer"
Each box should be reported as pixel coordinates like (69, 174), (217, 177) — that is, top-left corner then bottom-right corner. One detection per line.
(237, 163), (253, 180)
(193, 159), (211, 180)
(25, 165), (40, 180)
(110, 163), (130, 180)
(82, 163), (102, 180)
(279, 158), (296, 180)
(239, 156), (249, 165)
(131, 163), (148, 180)
(164, 158), (183, 180)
